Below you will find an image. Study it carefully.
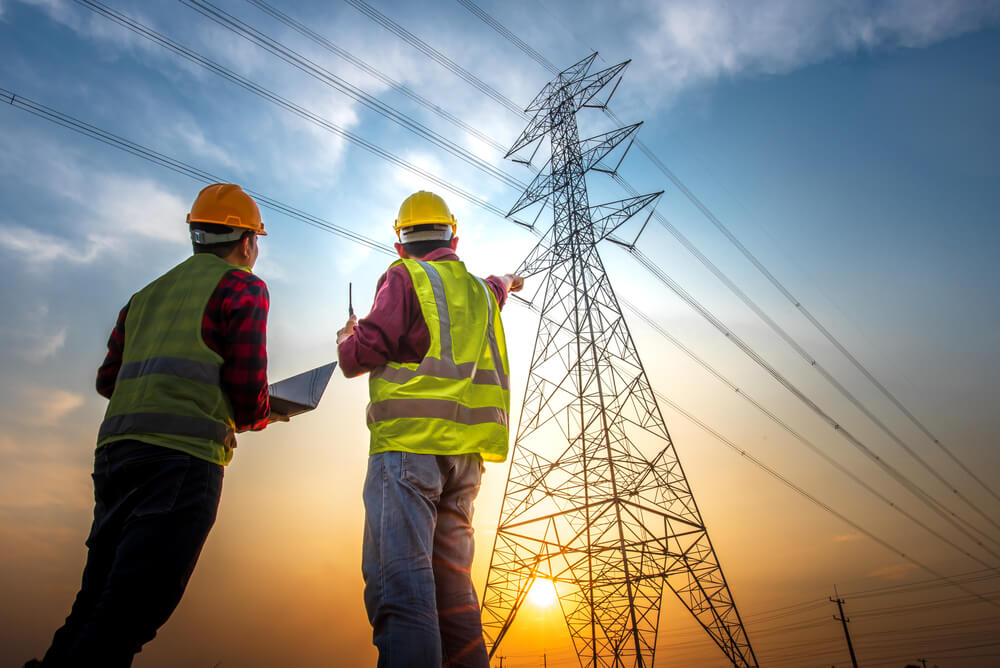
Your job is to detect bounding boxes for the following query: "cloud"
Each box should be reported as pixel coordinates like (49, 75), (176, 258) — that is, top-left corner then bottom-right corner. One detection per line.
(0, 171), (189, 268)
(833, 533), (864, 543)
(0, 305), (69, 362)
(629, 0), (1000, 101)
(0, 221), (108, 265)
(868, 563), (919, 581)
(173, 122), (240, 171)
(20, 387), (85, 426)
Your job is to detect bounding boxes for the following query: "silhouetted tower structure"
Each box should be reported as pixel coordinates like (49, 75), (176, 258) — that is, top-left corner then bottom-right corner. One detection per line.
(480, 54), (757, 667)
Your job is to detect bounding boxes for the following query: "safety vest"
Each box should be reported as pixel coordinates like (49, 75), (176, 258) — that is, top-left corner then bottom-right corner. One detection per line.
(97, 254), (246, 465)
(367, 259), (510, 463)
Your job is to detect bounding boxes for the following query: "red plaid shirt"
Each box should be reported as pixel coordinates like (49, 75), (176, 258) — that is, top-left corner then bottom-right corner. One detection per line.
(97, 268), (270, 433)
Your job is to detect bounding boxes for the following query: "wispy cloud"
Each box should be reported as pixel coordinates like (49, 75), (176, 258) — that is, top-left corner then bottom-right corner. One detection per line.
(0, 305), (69, 362)
(19, 387), (85, 426)
(628, 0), (1000, 102)
(868, 563), (918, 581)
(0, 221), (108, 265)
(833, 533), (864, 543)
(0, 173), (188, 267)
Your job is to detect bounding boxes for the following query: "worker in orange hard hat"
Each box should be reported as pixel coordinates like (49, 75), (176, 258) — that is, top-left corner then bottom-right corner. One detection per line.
(337, 190), (524, 667)
(25, 183), (273, 668)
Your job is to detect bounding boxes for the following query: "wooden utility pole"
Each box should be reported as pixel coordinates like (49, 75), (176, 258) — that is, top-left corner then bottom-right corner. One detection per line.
(831, 587), (858, 668)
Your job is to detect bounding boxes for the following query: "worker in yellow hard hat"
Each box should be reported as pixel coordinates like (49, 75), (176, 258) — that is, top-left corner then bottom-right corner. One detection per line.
(25, 184), (273, 668)
(337, 190), (523, 667)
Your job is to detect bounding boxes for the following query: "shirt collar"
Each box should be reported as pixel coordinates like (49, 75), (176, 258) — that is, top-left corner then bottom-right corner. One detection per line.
(418, 247), (460, 262)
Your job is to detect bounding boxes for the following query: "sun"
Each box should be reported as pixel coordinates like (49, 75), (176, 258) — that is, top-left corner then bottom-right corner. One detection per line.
(527, 577), (558, 608)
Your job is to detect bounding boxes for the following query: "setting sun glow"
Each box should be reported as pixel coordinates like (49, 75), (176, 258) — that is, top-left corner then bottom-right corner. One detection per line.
(527, 577), (558, 608)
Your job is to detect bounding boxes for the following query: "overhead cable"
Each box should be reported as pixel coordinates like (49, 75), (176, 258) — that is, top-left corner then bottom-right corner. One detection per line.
(245, 0), (509, 154)
(342, 0), (527, 117)
(179, 0), (527, 191)
(606, 106), (1000, 508)
(622, 244), (1000, 564)
(652, 385), (1000, 608)
(612, 173), (1000, 542)
(0, 87), (392, 256)
(70, 0), (508, 220)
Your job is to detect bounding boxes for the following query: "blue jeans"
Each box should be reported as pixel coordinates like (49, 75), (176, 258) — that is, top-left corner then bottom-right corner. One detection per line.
(362, 451), (489, 668)
(40, 440), (223, 667)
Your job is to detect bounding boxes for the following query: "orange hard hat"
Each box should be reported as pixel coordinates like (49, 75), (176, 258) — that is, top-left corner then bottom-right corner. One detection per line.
(187, 183), (266, 235)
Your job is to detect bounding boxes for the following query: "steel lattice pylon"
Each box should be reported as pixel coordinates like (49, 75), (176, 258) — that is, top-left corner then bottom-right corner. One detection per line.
(481, 54), (758, 668)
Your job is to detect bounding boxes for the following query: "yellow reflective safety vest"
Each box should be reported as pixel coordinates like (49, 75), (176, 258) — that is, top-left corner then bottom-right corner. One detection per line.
(97, 254), (246, 465)
(367, 258), (510, 463)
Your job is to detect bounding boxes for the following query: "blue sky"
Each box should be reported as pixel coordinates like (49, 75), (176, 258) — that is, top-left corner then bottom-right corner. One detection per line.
(2, 1), (999, 666)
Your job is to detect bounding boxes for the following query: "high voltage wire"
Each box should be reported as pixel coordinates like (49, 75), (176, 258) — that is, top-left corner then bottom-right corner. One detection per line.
(647, 383), (1000, 609)
(454, 0), (560, 75)
(623, 243), (1000, 565)
(70, 0), (508, 221)
(244, 0), (509, 154)
(622, 289), (992, 570)
(450, 0), (1000, 512)
(177, 0), (527, 191)
(341, 0), (1000, 556)
(0, 87), (393, 257)
(610, 173), (1000, 543)
(606, 105), (1000, 509)
(342, 0), (526, 117)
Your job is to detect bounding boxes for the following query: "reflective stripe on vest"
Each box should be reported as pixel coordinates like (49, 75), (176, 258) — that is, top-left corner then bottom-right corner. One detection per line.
(98, 412), (235, 448)
(368, 266), (509, 392)
(116, 356), (221, 385)
(368, 399), (508, 428)
(367, 259), (510, 460)
(97, 254), (242, 465)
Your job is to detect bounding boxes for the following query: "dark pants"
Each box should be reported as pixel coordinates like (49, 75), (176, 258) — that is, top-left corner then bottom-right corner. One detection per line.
(40, 440), (223, 667)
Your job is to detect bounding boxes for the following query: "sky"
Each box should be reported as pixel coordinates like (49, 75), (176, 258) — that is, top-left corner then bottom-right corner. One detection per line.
(1, 0), (999, 666)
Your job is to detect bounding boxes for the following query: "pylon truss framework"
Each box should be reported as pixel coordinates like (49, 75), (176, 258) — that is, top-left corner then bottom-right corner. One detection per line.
(481, 53), (758, 668)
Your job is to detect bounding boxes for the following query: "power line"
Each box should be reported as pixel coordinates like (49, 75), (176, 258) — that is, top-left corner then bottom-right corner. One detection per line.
(454, 0), (559, 75)
(245, 0), (510, 154)
(611, 173), (1000, 545)
(622, 243), (1000, 565)
(70, 0), (509, 220)
(608, 106), (1000, 510)
(179, 0), (527, 191)
(647, 383), (1000, 610)
(605, 109), (1000, 512)
(0, 87), (393, 257)
(342, 0), (526, 117)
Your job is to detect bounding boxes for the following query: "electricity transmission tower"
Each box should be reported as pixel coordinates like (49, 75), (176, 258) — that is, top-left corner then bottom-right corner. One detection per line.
(481, 54), (757, 667)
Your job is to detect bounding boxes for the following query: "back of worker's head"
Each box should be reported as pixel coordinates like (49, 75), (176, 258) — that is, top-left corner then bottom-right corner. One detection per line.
(394, 191), (457, 259)
(187, 183), (266, 261)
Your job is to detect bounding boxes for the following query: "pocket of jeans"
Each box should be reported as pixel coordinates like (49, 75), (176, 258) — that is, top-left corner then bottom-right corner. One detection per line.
(400, 452), (443, 499)
(132, 457), (192, 517)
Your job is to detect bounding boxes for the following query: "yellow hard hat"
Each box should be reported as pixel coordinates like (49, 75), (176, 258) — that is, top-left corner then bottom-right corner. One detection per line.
(187, 183), (267, 236)
(394, 190), (457, 239)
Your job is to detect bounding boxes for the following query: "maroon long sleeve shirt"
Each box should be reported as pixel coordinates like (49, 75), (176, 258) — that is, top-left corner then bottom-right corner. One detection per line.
(97, 268), (271, 433)
(338, 248), (507, 377)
